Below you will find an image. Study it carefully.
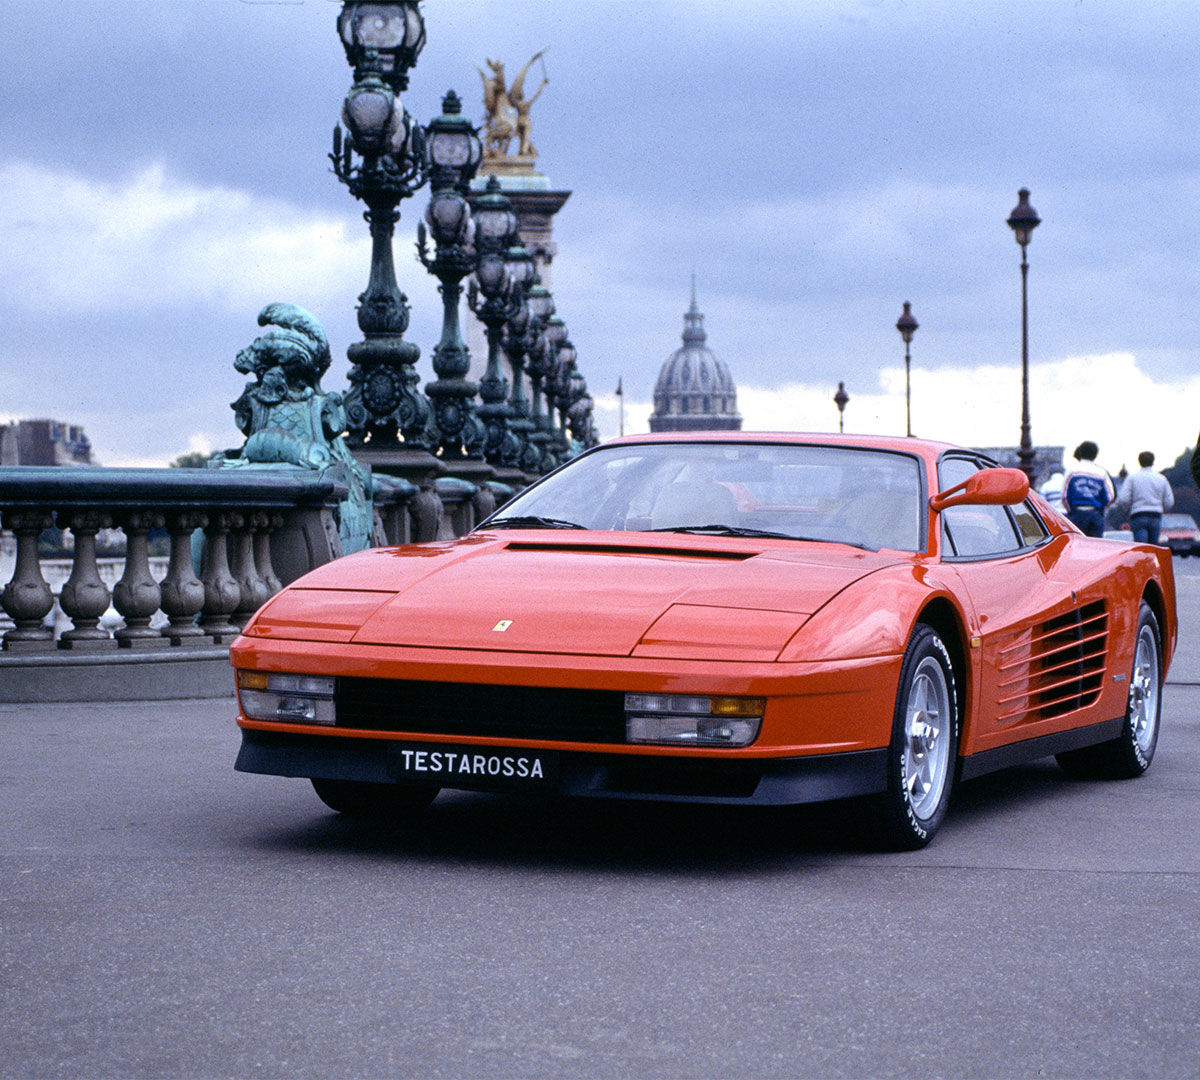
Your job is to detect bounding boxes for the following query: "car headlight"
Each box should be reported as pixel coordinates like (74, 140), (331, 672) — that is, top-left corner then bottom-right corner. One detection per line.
(624, 693), (764, 747)
(237, 671), (336, 726)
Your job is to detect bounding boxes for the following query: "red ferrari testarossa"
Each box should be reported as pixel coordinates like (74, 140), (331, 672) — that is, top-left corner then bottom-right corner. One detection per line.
(231, 433), (1175, 848)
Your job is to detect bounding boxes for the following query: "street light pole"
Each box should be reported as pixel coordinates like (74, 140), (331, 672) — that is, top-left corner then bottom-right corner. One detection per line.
(895, 301), (918, 437)
(834, 381), (849, 433)
(331, 2), (432, 449)
(467, 177), (523, 470)
(1007, 188), (1041, 481)
(418, 90), (485, 461)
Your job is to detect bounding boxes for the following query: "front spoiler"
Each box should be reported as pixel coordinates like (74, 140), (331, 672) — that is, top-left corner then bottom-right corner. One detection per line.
(235, 728), (888, 808)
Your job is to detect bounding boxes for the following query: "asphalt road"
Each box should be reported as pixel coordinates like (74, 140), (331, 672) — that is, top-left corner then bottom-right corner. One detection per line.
(3, 566), (1200, 1078)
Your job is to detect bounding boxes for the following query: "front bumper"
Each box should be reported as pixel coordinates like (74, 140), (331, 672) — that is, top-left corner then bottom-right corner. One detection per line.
(235, 728), (888, 808)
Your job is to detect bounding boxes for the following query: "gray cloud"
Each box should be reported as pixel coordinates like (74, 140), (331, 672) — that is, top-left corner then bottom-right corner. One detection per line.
(1, 0), (1198, 463)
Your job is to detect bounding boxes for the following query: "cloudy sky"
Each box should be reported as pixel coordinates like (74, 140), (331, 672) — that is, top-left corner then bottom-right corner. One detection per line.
(3, 0), (1200, 476)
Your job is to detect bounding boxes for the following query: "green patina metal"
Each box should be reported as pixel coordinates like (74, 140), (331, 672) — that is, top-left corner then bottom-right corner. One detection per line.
(217, 303), (376, 554)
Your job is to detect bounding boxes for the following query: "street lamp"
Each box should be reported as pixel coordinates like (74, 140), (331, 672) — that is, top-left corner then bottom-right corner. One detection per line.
(499, 249), (538, 472)
(331, 35), (432, 449)
(522, 283), (555, 471)
(1007, 187), (1041, 480)
(466, 177), (524, 469)
(531, 314), (567, 471)
(550, 336), (577, 462)
(337, 1), (426, 91)
(834, 381), (849, 433)
(895, 301), (918, 437)
(417, 90), (486, 461)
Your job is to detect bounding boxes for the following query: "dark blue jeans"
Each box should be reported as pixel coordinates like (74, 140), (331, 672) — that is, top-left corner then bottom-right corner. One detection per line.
(1067, 507), (1106, 537)
(1129, 512), (1162, 545)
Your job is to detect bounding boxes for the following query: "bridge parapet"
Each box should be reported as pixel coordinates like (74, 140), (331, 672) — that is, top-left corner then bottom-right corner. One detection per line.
(0, 466), (355, 701)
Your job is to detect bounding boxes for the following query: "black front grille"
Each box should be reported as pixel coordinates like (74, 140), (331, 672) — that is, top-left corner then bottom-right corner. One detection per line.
(334, 677), (627, 744)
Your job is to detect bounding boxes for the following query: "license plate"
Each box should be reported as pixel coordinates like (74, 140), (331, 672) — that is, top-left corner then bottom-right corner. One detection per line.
(387, 742), (559, 790)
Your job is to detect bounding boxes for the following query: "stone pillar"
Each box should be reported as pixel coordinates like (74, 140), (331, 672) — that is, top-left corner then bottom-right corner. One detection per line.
(113, 510), (167, 646)
(159, 510), (207, 644)
(199, 511), (242, 642)
(1, 509), (55, 648)
(58, 508), (114, 649)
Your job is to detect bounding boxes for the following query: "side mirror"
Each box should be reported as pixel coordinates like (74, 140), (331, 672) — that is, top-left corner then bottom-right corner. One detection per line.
(930, 468), (1030, 512)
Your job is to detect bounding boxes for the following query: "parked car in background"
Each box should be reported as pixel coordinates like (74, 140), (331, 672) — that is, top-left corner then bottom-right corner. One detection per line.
(1160, 513), (1200, 557)
(231, 433), (1177, 850)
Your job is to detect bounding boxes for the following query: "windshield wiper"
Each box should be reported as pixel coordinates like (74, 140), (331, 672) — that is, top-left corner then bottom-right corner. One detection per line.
(484, 515), (588, 530)
(647, 524), (796, 540)
(647, 524), (879, 551)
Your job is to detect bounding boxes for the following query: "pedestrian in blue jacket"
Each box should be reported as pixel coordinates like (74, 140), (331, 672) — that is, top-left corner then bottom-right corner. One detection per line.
(1062, 441), (1114, 537)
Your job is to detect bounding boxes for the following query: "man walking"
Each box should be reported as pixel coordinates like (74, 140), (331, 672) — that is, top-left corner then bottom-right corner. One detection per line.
(1062, 441), (1115, 537)
(1116, 451), (1174, 544)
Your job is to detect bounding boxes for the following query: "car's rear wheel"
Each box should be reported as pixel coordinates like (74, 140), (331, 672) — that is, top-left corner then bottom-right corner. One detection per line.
(871, 624), (958, 850)
(1056, 601), (1162, 779)
(311, 778), (440, 819)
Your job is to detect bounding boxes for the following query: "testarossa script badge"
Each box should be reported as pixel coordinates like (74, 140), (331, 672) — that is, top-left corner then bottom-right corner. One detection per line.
(387, 742), (559, 789)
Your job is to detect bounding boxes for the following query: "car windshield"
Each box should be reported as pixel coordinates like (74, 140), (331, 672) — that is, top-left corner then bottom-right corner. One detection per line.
(482, 442), (924, 551)
(1162, 514), (1198, 530)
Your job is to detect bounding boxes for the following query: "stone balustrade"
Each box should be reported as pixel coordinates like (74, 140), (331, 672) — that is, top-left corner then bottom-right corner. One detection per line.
(0, 466), (355, 651)
(0, 464), (527, 703)
(0, 466), (353, 702)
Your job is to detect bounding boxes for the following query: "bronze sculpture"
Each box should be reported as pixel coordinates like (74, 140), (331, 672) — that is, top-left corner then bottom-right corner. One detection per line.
(478, 51), (547, 161)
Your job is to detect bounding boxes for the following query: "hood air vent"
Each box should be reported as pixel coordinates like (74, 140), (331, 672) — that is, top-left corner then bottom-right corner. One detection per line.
(502, 542), (755, 561)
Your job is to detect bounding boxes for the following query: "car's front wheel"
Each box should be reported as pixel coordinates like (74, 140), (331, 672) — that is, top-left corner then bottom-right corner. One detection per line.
(871, 624), (959, 850)
(311, 778), (440, 820)
(1056, 601), (1162, 779)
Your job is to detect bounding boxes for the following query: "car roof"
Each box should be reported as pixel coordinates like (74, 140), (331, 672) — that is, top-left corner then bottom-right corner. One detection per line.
(602, 430), (965, 459)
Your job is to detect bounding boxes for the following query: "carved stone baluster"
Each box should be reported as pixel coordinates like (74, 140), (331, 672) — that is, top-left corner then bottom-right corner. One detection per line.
(159, 510), (207, 644)
(199, 510), (242, 642)
(230, 512), (270, 626)
(58, 508), (114, 648)
(1, 509), (56, 649)
(408, 485), (444, 543)
(113, 510), (166, 646)
(472, 483), (497, 526)
(253, 511), (283, 597)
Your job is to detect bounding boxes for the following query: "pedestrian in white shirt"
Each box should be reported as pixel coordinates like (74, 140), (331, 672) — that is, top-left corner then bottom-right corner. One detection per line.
(1115, 451), (1174, 544)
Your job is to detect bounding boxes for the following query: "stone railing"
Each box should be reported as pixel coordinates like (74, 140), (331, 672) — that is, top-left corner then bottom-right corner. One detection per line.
(0, 464), (525, 703)
(0, 466), (355, 651)
(0, 466), (357, 702)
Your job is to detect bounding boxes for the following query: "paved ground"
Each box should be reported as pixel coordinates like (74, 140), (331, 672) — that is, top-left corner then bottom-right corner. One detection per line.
(2, 567), (1199, 1078)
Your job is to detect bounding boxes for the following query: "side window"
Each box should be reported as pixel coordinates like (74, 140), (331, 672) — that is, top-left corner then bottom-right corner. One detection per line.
(938, 457), (1022, 558)
(1011, 500), (1049, 546)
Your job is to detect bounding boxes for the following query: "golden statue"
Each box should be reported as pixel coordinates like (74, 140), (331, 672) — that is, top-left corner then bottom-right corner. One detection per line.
(478, 51), (548, 162)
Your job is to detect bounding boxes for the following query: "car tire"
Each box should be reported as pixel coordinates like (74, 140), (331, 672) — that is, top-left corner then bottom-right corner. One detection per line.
(311, 777), (440, 819)
(1056, 601), (1162, 780)
(871, 624), (959, 850)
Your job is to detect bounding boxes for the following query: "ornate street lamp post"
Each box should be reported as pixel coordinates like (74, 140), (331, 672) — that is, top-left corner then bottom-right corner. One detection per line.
(1007, 187), (1041, 480)
(499, 251), (538, 475)
(417, 90), (486, 461)
(536, 314), (567, 470)
(332, 1), (432, 450)
(337, 1), (426, 92)
(549, 336), (577, 462)
(895, 301), (918, 437)
(522, 281), (556, 474)
(566, 372), (596, 450)
(467, 177), (524, 472)
(834, 381), (849, 433)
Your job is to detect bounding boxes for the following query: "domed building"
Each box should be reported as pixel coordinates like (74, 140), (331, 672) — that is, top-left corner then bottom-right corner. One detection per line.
(649, 287), (742, 432)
